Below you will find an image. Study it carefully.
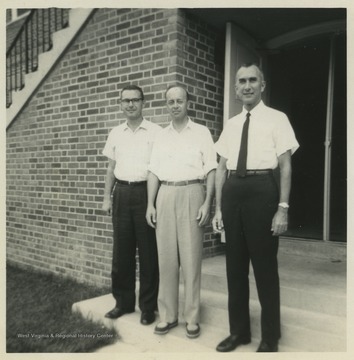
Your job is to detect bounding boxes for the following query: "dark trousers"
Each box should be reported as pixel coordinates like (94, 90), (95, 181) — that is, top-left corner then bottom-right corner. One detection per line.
(222, 173), (281, 345)
(111, 182), (159, 312)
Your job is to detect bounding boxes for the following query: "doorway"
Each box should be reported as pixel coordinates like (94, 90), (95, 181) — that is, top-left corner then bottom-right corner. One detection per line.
(267, 34), (346, 241)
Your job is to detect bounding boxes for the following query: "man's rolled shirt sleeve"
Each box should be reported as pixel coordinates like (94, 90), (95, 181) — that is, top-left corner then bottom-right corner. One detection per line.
(274, 115), (299, 157)
(201, 128), (218, 175)
(214, 124), (230, 160)
(102, 130), (115, 160)
(148, 140), (161, 179)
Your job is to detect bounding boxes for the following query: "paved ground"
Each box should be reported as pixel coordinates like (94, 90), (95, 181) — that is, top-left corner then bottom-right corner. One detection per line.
(73, 241), (347, 355)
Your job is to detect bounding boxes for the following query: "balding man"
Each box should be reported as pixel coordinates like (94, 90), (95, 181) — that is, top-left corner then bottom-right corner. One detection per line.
(146, 84), (217, 339)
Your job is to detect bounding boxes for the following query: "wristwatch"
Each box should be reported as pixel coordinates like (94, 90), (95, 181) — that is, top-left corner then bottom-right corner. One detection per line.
(278, 202), (290, 209)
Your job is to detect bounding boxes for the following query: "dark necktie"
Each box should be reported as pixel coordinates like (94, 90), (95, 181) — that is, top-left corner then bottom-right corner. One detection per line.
(236, 112), (250, 177)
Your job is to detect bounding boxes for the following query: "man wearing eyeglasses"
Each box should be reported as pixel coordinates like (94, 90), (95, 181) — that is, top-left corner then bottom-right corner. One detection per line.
(102, 84), (161, 326)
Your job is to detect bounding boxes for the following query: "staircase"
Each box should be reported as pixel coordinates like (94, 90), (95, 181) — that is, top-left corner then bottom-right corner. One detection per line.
(72, 239), (346, 353)
(6, 8), (95, 128)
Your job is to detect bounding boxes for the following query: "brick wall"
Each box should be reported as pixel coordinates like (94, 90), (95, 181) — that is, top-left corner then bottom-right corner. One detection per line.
(174, 10), (225, 256)
(6, 8), (224, 286)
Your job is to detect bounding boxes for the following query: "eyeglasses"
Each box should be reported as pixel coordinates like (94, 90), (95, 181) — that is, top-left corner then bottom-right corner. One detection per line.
(121, 98), (142, 105)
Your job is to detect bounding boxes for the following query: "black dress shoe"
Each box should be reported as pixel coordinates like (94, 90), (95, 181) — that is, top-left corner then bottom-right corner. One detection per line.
(104, 307), (134, 319)
(140, 311), (155, 325)
(216, 334), (251, 352)
(256, 340), (278, 352)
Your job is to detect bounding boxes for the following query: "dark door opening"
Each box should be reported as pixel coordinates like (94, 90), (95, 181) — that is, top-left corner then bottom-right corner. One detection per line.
(330, 34), (347, 241)
(267, 34), (346, 241)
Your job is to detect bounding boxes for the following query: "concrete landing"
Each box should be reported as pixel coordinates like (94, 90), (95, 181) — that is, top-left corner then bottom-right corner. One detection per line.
(72, 240), (347, 353)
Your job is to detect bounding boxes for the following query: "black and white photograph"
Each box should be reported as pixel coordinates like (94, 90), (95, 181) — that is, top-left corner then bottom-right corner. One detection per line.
(3, 0), (352, 359)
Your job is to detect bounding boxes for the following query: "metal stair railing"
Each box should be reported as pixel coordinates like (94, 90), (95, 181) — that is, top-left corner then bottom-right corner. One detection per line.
(6, 8), (70, 108)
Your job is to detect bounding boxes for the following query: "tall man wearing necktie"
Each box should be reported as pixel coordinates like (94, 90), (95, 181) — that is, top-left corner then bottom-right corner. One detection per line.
(212, 64), (299, 352)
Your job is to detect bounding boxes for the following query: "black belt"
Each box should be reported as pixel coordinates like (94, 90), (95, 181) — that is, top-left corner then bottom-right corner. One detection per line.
(161, 179), (202, 186)
(228, 169), (273, 177)
(116, 179), (147, 186)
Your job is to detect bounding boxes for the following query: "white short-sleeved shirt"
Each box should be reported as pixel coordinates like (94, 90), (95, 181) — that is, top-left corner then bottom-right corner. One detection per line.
(215, 101), (299, 170)
(148, 118), (217, 181)
(102, 118), (161, 181)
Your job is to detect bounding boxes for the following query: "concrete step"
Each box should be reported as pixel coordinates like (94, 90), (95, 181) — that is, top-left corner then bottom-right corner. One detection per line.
(72, 245), (346, 353)
(196, 287), (346, 336)
(72, 294), (298, 353)
(279, 238), (346, 261)
(195, 288), (346, 351)
(73, 291), (345, 352)
(201, 252), (346, 316)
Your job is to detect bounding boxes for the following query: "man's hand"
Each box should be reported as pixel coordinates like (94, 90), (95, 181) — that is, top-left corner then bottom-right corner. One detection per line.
(212, 209), (224, 233)
(196, 202), (210, 227)
(271, 209), (288, 236)
(102, 199), (112, 216)
(146, 204), (157, 228)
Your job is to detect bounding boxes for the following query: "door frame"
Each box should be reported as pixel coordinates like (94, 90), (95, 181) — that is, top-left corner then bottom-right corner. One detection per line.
(223, 22), (263, 124)
(223, 20), (346, 241)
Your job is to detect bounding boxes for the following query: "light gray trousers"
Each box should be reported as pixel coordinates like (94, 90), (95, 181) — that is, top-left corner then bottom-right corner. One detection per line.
(155, 183), (204, 325)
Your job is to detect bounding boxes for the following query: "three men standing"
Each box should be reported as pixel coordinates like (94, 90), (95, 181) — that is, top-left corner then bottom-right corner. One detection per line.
(102, 85), (160, 325)
(102, 65), (298, 352)
(213, 64), (299, 352)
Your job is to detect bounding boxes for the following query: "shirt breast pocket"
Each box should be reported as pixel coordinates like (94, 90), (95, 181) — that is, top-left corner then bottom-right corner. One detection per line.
(140, 138), (154, 157)
(182, 145), (201, 167)
(252, 127), (275, 162)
